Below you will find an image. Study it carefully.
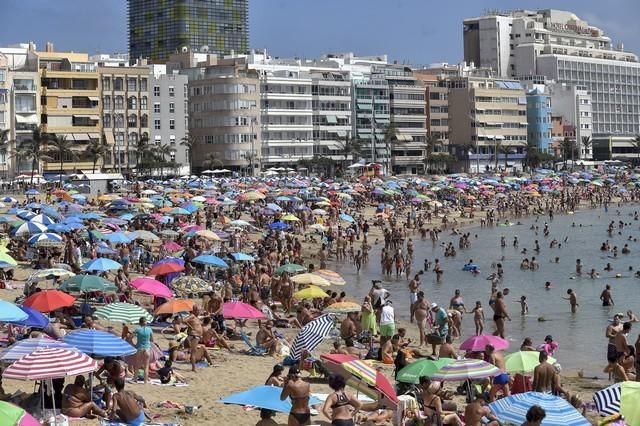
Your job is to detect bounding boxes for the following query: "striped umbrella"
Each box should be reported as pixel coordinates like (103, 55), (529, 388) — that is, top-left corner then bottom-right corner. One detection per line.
(489, 392), (590, 426)
(63, 329), (136, 357)
(312, 269), (346, 285)
(3, 348), (98, 380)
(13, 221), (47, 236)
(594, 383), (621, 417)
(342, 359), (398, 405)
(30, 214), (56, 225)
(0, 337), (78, 362)
(27, 233), (63, 246)
(290, 314), (334, 361)
(431, 358), (502, 381)
(171, 276), (210, 294)
(94, 302), (153, 323)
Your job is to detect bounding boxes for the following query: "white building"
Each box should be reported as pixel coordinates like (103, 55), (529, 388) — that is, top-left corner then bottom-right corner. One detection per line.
(547, 83), (593, 158)
(464, 9), (640, 137)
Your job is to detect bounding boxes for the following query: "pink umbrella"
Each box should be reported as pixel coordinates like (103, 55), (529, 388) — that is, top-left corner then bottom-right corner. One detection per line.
(3, 348), (98, 380)
(460, 335), (509, 352)
(223, 301), (265, 320)
(163, 241), (183, 251)
(130, 277), (174, 298)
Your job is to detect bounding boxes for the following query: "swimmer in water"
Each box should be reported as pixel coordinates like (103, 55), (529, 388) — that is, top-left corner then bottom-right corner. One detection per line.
(544, 281), (552, 290)
(517, 296), (529, 315)
(590, 269), (600, 279)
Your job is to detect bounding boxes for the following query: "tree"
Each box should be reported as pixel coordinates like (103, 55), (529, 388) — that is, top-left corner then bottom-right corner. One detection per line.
(581, 136), (592, 160)
(241, 151), (258, 176)
(14, 127), (50, 186)
(85, 138), (109, 174)
(459, 141), (476, 173)
(180, 134), (197, 173)
(561, 137), (576, 170)
(202, 151), (224, 170)
(45, 134), (76, 186)
(335, 136), (362, 169)
(156, 144), (174, 178)
(131, 134), (151, 176)
(383, 123), (399, 175)
(498, 144), (513, 170)
(297, 156), (335, 177)
(631, 135), (640, 165)
(423, 134), (443, 175)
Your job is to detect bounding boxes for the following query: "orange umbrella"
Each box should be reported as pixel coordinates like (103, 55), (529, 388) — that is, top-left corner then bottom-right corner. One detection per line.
(154, 299), (194, 315)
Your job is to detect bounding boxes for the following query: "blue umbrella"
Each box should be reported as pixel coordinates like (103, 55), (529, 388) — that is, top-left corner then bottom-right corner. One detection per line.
(266, 203), (282, 211)
(79, 212), (103, 220)
(231, 252), (256, 262)
(0, 216), (15, 224)
(180, 203), (199, 213)
(120, 213), (134, 221)
(220, 385), (322, 414)
(192, 254), (229, 268)
(63, 329), (136, 357)
(47, 223), (73, 233)
(104, 232), (131, 244)
(0, 300), (28, 323)
(0, 337), (78, 362)
(16, 210), (36, 220)
(268, 222), (289, 230)
(27, 233), (63, 245)
(339, 213), (355, 223)
(25, 189), (40, 195)
(1, 197), (16, 203)
(81, 258), (122, 272)
(96, 246), (117, 255)
(8, 306), (49, 328)
(13, 221), (47, 236)
(30, 214), (56, 225)
(489, 392), (590, 426)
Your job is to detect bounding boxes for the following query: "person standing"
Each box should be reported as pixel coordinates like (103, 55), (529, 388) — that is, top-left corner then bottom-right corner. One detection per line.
(532, 352), (556, 393)
(379, 301), (395, 346)
(492, 292), (510, 339)
(408, 274), (421, 323)
(133, 316), (153, 384)
(430, 303), (449, 355)
(280, 366), (311, 426)
(563, 289), (579, 313)
(321, 374), (361, 426)
(600, 284), (615, 307)
(360, 296), (378, 339)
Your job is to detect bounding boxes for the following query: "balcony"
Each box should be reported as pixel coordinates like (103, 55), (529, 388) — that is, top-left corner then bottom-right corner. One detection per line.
(14, 84), (37, 92)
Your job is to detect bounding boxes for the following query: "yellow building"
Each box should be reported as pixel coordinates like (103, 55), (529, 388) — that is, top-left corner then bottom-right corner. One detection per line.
(35, 44), (102, 173)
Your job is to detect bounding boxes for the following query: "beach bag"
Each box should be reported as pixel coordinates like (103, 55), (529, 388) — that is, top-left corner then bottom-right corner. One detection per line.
(364, 347), (380, 360)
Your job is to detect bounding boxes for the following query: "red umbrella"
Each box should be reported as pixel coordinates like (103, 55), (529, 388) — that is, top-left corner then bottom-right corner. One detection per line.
(222, 301), (265, 319)
(162, 241), (183, 251)
(148, 262), (185, 276)
(341, 359), (398, 407)
(320, 353), (358, 377)
(3, 348), (97, 380)
(460, 335), (509, 352)
(130, 277), (174, 298)
(23, 290), (75, 313)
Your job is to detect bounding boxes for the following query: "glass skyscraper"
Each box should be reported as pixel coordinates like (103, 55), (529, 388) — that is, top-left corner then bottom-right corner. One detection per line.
(128, 0), (249, 62)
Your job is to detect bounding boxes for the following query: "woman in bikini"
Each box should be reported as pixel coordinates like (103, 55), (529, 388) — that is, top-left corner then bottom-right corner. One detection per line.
(322, 374), (361, 426)
(280, 366), (311, 426)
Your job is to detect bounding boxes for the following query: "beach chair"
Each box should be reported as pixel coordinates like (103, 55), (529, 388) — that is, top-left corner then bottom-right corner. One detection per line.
(240, 331), (267, 356)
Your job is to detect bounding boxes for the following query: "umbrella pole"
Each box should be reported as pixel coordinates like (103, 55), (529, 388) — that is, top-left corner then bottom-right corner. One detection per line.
(51, 379), (57, 421)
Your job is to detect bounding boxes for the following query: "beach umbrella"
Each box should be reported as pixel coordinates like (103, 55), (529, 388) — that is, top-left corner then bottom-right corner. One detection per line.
(339, 213), (355, 223)
(27, 232), (62, 245)
(128, 230), (160, 241)
(159, 229), (180, 239)
(2, 196), (17, 203)
(312, 269), (346, 285)
(489, 392), (590, 426)
(229, 219), (253, 227)
(94, 302), (153, 323)
(324, 302), (361, 314)
(171, 276), (209, 294)
(13, 221), (47, 236)
(130, 277), (174, 298)
(593, 383), (621, 417)
(342, 359), (398, 405)
(24, 189), (39, 196)
(23, 290), (75, 313)
(0, 401), (41, 426)
(268, 221), (289, 230)
(293, 285), (329, 300)
(0, 251), (17, 267)
(0, 300), (29, 323)
(104, 232), (131, 244)
(6, 306), (49, 329)
(291, 273), (330, 287)
(169, 207), (191, 215)
(162, 241), (183, 251)
(81, 257), (122, 272)
(30, 214), (55, 225)
(619, 381), (640, 425)
(59, 275), (117, 293)
(28, 268), (75, 281)
(239, 191), (265, 201)
(192, 254), (229, 268)
(281, 213), (299, 222)
(396, 358), (456, 384)
(220, 385), (322, 414)
(194, 229), (222, 241)
(431, 358), (502, 381)
(63, 329), (136, 357)
(275, 263), (305, 275)
(504, 351), (556, 374)
(230, 252), (256, 262)
(222, 301), (265, 320)
(148, 261), (185, 276)
(290, 314), (334, 360)
(3, 348), (98, 380)
(0, 337), (78, 362)
(154, 299), (194, 316)
(460, 334), (509, 352)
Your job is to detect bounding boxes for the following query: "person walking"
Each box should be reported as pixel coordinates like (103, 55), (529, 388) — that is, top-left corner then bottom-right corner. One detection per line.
(133, 316), (153, 384)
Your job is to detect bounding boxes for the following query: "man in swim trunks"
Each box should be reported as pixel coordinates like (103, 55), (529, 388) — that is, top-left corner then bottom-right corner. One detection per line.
(600, 284), (615, 307)
(184, 306), (204, 372)
(533, 351), (556, 393)
(109, 378), (146, 426)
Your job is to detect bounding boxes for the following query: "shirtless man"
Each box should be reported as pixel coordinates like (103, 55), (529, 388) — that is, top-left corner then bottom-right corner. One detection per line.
(533, 351), (556, 393)
(206, 291), (225, 334)
(184, 306), (204, 372)
(439, 335), (457, 359)
(296, 303), (314, 326)
(339, 313), (357, 340)
(256, 320), (279, 356)
(463, 395), (500, 426)
(109, 378), (147, 426)
(408, 274), (420, 323)
(280, 366), (311, 426)
(492, 292), (510, 339)
(600, 285), (615, 307)
(606, 315), (624, 363)
(614, 322), (632, 360)
(484, 344), (509, 401)
(563, 289), (579, 313)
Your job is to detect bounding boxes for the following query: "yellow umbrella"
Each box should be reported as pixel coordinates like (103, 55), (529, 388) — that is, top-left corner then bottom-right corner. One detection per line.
(293, 285), (329, 299)
(281, 214), (300, 222)
(0, 251), (17, 266)
(292, 273), (330, 287)
(98, 194), (115, 201)
(313, 269), (346, 285)
(195, 229), (222, 241)
(325, 301), (361, 313)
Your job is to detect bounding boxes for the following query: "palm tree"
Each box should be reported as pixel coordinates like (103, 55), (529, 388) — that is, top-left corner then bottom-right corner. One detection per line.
(459, 141), (476, 173)
(14, 127), (50, 186)
(631, 135), (640, 166)
(131, 134), (151, 176)
(335, 136), (362, 170)
(561, 137), (575, 170)
(498, 144), (513, 170)
(202, 151), (224, 170)
(85, 138), (109, 174)
(156, 144), (174, 178)
(581, 136), (592, 160)
(241, 151), (258, 176)
(423, 134), (442, 175)
(383, 123), (398, 175)
(45, 134), (76, 186)
(180, 134), (198, 173)
(493, 139), (502, 171)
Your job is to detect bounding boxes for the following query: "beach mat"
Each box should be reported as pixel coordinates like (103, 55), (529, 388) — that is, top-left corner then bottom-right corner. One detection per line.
(101, 421), (181, 426)
(126, 378), (189, 387)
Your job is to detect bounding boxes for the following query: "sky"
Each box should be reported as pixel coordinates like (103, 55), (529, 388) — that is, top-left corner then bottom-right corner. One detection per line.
(1, 0), (639, 65)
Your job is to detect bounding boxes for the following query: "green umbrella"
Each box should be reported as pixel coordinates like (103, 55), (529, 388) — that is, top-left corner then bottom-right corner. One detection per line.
(0, 400), (24, 425)
(94, 302), (153, 323)
(504, 351), (556, 374)
(396, 358), (455, 384)
(275, 263), (306, 275)
(60, 275), (118, 293)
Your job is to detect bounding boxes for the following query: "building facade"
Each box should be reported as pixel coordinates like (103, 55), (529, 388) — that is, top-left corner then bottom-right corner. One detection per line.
(352, 77), (390, 168)
(547, 82), (593, 158)
(525, 88), (552, 153)
(128, 0), (249, 62)
(464, 9), (640, 137)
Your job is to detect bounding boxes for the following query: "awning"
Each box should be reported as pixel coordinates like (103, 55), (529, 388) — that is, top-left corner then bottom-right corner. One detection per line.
(104, 131), (115, 145)
(88, 115), (100, 120)
(326, 115), (337, 124)
(336, 130), (347, 138)
(336, 114), (349, 119)
(87, 96), (99, 101)
(88, 133), (100, 139)
(73, 115), (91, 118)
(60, 134), (76, 140)
(74, 133), (90, 141)
(15, 114), (38, 124)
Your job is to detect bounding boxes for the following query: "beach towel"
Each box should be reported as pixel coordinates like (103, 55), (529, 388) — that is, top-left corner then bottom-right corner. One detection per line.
(126, 378), (189, 387)
(100, 421), (181, 426)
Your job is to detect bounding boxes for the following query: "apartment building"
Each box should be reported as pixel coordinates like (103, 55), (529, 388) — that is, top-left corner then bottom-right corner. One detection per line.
(464, 9), (640, 137)
(547, 82), (592, 158)
(352, 77), (391, 169)
(36, 44), (102, 173)
(448, 72), (528, 172)
(311, 70), (352, 162)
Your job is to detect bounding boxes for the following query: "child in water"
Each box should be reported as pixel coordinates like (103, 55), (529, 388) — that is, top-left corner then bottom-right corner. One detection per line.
(518, 296), (529, 315)
(471, 301), (485, 336)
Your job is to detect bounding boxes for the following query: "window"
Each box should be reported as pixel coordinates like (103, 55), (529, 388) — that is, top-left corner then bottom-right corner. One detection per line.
(129, 132), (138, 144)
(127, 78), (137, 91)
(153, 103), (160, 113)
(140, 114), (148, 128)
(115, 114), (124, 128)
(140, 78), (147, 91)
(102, 77), (111, 90)
(154, 119), (161, 130)
(169, 102), (175, 113)
(170, 135), (176, 145)
(103, 95), (111, 109)
(103, 114), (111, 128)
(114, 77), (123, 91)
(153, 86), (160, 96)
(128, 114), (137, 128)
(140, 96), (147, 110)
(115, 132), (124, 145)
(128, 96), (137, 109)
(169, 86), (175, 97)
(169, 119), (175, 129)
(115, 96), (124, 109)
